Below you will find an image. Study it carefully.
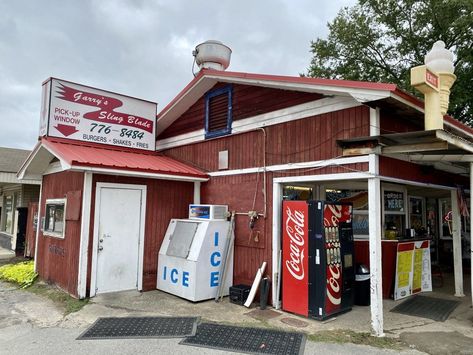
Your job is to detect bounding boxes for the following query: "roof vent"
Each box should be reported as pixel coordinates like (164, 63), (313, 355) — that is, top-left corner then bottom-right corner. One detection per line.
(193, 40), (232, 72)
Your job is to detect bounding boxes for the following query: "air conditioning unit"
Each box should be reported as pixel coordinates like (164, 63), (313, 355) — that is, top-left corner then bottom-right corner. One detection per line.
(189, 204), (228, 221)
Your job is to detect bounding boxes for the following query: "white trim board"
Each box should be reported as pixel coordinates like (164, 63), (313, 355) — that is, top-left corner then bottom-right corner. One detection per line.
(89, 182), (147, 297)
(157, 96), (361, 150)
(70, 166), (208, 182)
(273, 172), (372, 184)
(208, 156), (370, 177)
(77, 172), (93, 299)
(208, 74), (392, 102)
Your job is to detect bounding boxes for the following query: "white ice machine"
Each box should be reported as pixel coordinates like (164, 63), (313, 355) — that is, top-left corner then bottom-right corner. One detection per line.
(157, 205), (233, 302)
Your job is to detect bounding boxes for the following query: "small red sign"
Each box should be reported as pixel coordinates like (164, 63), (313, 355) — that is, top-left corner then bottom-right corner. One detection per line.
(425, 69), (439, 89)
(323, 203), (352, 227)
(282, 201), (309, 316)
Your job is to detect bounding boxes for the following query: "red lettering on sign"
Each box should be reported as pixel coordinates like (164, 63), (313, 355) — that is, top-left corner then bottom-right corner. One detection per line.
(425, 69), (439, 89)
(55, 83), (154, 133)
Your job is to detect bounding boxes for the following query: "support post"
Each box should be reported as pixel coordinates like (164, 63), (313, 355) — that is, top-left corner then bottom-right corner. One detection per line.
(77, 172), (93, 299)
(368, 177), (384, 336)
(272, 182), (283, 308)
(193, 181), (201, 204)
(451, 189), (464, 297)
(33, 182), (43, 273)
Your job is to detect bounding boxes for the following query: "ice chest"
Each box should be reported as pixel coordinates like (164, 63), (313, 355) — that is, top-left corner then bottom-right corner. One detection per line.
(229, 284), (251, 305)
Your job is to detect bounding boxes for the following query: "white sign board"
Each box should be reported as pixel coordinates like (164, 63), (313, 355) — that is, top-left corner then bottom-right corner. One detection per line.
(39, 78), (157, 151)
(394, 240), (432, 300)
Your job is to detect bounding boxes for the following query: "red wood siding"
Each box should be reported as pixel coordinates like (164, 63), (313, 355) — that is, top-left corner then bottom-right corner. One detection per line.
(380, 156), (469, 187)
(163, 106), (370, 172)
(36, 171), (84, 297)
(201, 164), (369, 286)
(86, 175), (194, 294)
(380, 111), (423, 134)
(159, 83), (322, 139)
(161, 105), (371, 286)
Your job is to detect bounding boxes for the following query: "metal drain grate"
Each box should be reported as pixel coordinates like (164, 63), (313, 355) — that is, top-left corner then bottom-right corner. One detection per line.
(77, 316), (198, 340)
(390, 295), (460, 322)
(180, 323), (306, 355)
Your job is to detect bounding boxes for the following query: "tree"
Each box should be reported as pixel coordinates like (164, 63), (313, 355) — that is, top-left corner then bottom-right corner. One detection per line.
(307, 0), (473, 125)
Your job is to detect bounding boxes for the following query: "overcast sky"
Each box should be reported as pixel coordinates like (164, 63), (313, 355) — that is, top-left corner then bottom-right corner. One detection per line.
(0, 0), (355, 150)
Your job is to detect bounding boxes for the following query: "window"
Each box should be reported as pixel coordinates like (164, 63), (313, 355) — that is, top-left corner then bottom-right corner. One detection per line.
(1, 193), (17, 235)
(205, 85), (232, 139)
(382, 185), (407, 239)
(326, 188), (368, 237)
(43, 198), (66, 238)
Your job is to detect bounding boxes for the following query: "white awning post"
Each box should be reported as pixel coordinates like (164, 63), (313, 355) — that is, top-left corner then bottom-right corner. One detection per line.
(193, 181), (201, 204)
(470, 162), (473, 305)
(451, 189), (464, 297)
(368, 177), (384, 336)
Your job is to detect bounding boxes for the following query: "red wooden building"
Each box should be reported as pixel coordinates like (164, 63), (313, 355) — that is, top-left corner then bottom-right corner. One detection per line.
(156, 68), (473, 335)
(19, 55), (473, 336)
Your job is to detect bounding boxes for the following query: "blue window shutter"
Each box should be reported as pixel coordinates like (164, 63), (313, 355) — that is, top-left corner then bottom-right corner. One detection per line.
(205, 85), (232, 139)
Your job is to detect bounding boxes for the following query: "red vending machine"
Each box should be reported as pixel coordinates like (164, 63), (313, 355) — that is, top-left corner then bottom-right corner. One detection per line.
(282, 200), (355, 320)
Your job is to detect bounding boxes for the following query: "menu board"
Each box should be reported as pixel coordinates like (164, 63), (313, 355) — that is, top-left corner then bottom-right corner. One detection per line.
(394, 242), (414, 300)
(394, 240), (431, 300)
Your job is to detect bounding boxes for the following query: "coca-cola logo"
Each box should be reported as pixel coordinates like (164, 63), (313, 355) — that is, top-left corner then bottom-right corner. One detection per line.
(326, 264), (341, 305)
(324, 204), (351, 226)
(285, 207), (305, 281)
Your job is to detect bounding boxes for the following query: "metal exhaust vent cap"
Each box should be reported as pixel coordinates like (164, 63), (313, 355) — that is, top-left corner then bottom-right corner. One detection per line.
(194, 40), (232, 71)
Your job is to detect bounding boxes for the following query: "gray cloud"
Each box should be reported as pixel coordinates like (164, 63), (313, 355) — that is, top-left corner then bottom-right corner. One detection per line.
(0, 0), (355, 149)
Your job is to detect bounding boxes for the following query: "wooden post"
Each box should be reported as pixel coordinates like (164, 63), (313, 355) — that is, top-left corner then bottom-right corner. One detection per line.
(451, 189), (464, 297)
(368, 177), (384, 336)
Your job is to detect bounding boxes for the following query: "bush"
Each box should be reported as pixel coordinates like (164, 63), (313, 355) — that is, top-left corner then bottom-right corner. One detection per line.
(0, 260), (37, 288)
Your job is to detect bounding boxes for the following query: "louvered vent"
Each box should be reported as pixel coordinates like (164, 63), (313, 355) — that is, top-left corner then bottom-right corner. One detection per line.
(205, 85), (232, 139)
(208, 93), (229, 132)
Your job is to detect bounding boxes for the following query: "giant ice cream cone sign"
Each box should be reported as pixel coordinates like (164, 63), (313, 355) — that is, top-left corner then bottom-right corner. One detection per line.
(411, 41), (456, 130)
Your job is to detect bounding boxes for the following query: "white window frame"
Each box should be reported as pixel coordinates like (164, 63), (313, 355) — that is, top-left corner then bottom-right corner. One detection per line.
(1, 191), (18, 236)
(43, 198), (67, 239)
(381, 183), (408, 239)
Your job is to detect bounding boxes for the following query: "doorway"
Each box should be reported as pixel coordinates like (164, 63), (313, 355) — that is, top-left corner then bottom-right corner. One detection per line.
(91, 183), (146, 296)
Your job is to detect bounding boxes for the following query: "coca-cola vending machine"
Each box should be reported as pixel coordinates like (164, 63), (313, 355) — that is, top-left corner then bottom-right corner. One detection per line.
(282, 200), (355, 320)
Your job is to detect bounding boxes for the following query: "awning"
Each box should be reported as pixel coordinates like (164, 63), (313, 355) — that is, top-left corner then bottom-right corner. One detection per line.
(338, 129), (473, 177)
(18, 138), (208, 182)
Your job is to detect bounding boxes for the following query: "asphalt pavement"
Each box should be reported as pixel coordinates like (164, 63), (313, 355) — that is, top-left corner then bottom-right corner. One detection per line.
(0, 281), (424, 355)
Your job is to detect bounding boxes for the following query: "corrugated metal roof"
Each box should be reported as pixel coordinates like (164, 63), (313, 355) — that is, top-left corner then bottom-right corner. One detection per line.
(42, 139), (207, 179)
(0, 147), (32, 173)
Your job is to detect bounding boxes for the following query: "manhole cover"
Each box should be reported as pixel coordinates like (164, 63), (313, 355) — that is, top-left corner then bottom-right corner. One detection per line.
(280, 317), (309, 328)
(246, 309), (282, 321)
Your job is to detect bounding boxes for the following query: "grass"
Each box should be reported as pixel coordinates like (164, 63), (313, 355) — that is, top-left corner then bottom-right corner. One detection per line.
(221, 316), (405, 350)
(308, 329), (406, 349)
(26, 282), (89, 315)
(0, 259), (37, 288)
(0, 257), (88, 315)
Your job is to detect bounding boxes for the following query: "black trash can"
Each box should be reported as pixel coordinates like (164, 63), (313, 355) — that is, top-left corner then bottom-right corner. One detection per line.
(259, 277), (270, 310)
(354, 264), (370, 306)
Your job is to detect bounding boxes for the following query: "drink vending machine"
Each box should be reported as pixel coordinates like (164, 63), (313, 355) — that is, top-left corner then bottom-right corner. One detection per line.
(282, 200), (355, 320)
